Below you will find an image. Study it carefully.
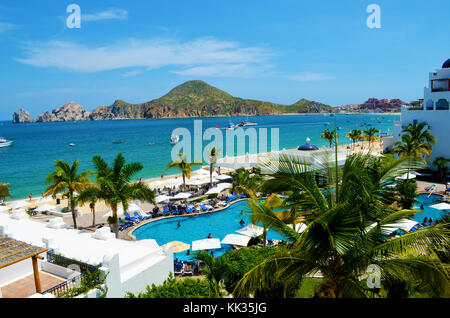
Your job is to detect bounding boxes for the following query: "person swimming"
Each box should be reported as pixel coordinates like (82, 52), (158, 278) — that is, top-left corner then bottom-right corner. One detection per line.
(177, 221), (181, 228)
(239, 219), (245, 226)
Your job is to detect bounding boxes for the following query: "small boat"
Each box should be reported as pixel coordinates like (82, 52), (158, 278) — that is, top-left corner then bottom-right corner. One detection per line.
(170, 134), (179, 144)
(69, 143), (76, 147)
(226, 121), (236, 130)
(148, 142), (155, 146)
(112, 140), (125, 144)
(0, 137), (13, 148)
(237, 121), (257, 127)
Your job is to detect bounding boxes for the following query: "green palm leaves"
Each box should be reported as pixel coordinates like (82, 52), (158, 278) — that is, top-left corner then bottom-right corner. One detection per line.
(44, 160), (93, 229)
(166, 153), (203, 192)
(77, 153), (155, 237)
(393, 121), (435, 165)
(362, 127), (380, 149)
(321, 128), (336, 148)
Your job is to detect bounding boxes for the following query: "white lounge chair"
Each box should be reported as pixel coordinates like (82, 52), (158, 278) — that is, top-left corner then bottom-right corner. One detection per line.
(92, 227), (115, 240)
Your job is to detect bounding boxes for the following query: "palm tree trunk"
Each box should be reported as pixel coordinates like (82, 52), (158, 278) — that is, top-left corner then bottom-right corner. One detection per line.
(112, 204), (119, 238)
(182, 173), (186, 192)
(92, 202), (96, 226)
(210, 163), (213, 188)
(69, 192), (77, 229)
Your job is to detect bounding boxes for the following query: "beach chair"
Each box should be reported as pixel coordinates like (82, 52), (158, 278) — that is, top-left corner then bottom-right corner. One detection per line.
(174, 263), (184, 275)
(200, 205), (208, 211)
(133, 211), (145, 221)
(163, 206), (171, 216)
(125, 212), (137, 222)
(182, 263), (194, 276)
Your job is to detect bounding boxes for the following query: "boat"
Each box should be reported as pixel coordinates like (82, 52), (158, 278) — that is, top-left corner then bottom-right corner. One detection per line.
(112, 140), (125, 144)
(237, 103), (257, 126)
(148, 142), (155, 146)
(225, 121), (237, 130)
(0, 137), (13, 148)
(170, 134), (179, 144)
(69, 143), (76, 147)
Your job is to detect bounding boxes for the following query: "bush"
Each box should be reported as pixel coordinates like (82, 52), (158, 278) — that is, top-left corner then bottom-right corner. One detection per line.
(125, 273), (213, 298)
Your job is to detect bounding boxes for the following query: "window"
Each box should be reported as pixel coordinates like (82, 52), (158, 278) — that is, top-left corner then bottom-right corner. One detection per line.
(426, 100), (434, 110)
(436, 99), (449, 110)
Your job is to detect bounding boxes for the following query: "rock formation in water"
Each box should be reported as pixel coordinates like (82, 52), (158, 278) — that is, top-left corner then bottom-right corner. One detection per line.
(12, 108), (35, 123)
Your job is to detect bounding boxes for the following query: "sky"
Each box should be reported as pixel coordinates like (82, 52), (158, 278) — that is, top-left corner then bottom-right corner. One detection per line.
(0, 0), (449, 120)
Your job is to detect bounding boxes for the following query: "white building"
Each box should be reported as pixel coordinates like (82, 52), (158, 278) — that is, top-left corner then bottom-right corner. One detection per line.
(394, 59), (450, 164)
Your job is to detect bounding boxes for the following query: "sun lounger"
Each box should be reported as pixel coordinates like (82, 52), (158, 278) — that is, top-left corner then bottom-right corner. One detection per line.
(183, 263), (194, 276)
(133, 211), (145, 221)
(125, 212), (137, 222)
(174, 263), (184, 275)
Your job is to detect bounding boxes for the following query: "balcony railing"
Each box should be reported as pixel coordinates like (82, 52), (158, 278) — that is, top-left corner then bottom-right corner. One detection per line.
(431, 88), (450, 92)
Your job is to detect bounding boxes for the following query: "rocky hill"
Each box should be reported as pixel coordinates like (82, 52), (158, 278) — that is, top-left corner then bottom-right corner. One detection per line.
(12, 80), (334, 123)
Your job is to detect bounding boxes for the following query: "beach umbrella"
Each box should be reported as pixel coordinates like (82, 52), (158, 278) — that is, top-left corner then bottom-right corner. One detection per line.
(236, 224), (264, 237)
(217, 182), (232, 190)
(9, 200), (30, 210)
(221, 234), (251, 247)
(395, 173), (416, 180)
(205, 187), (221, 195)
(173, 192), (192, 200)
(35, 204), (56, 212)
(365, 219), (418, 235)
(191, 238), (221, 251)
(163, 241), (191, 253)
(430, 202), (450, 210)
(288, 223), (307, 233)
(215, 174), (232, 181)
(155, 195), (173, 203)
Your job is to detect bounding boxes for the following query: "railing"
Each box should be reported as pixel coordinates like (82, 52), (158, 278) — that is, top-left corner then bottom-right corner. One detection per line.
(41, 250), (102, 297)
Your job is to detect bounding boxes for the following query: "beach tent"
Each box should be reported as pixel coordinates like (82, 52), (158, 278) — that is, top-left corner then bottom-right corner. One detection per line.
(35, 204), (56, 212)
(288, 223), (307, 233)
(221, 234), (251, 247)
(173, 192), (192, 200)
(195, 169), (210, 175)
(10, 201), (30, 210)
(236, 224), (264, 237)
(162, 241), (190, 253)
(155, 195), (173, 203)
(191, 238), (221, 251)
(430, 202), (450, 210)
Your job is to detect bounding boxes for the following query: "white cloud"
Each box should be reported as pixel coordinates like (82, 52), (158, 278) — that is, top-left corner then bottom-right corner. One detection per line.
(15, 37), (273, 78)
(288, 72), (335, 82)
(83, 8), (128, 22)
(0, 22), (19, 34)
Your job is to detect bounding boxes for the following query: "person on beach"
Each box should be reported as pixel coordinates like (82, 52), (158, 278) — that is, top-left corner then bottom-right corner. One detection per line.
(29, 193), (32, 201)
(207, 233), (212, 238)
(161, 173), (164, 179)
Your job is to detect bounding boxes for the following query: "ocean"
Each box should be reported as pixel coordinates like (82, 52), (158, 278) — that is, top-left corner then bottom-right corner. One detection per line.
(0, 114), (399, 200)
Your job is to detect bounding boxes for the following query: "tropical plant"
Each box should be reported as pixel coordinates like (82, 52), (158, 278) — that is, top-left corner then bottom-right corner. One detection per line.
(0, 183), (11, 201)
(433, 157), (450, 190)
(230, 168), (263, 199)
(396, 179), (417, 209)
(193, 251), (227, 297)
(125, 273), (212, 298)
(362, 127), (380, 149)
(208, 147), (221, 188)
(44, 160), (93, 229)
(346, 129), (362, 150)
(77, 153), (155, 237)
(166, 153), (203, 192)
(59, 269), (107, 298)
(393, 122), (435, 165)
(321, 128), (336, 148)
(233, 151), (449, 298)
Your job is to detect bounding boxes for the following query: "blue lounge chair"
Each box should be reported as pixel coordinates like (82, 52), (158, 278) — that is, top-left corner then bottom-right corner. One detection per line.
(163, 206), (171, 216)
(133, 211), (145, 221)
(200, 205), (208, 211)
(125, 212), (137, 222)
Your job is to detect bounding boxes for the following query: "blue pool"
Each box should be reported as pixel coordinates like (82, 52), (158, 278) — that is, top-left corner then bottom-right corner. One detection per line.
(132, 200), (283, 261)
(413, 193), (448, 223)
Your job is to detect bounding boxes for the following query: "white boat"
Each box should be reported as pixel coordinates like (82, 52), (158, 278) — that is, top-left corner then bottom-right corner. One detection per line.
(0, 137), (13, 148)
(226, 121), (236, 130)
(237, 103), (257, 126)
(69, 143), (76, 147)
(170, 134), (179, 144)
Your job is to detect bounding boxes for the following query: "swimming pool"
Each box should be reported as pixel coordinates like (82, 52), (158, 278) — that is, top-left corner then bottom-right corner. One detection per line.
(132, 200), (283, 261)
(412, 193), (448, 223)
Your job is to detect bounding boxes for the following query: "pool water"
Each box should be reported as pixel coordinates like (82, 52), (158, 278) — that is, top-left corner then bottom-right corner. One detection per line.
(132, 200), (283, 261)
(412, 194), (448, 223)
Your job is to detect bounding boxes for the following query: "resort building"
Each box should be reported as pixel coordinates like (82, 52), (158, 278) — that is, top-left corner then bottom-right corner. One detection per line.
(0, 212), (173, 298)
(394, 59), (450, 164)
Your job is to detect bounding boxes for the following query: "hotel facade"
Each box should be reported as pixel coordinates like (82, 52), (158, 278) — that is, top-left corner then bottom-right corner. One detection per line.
(394, 59), (450, 165)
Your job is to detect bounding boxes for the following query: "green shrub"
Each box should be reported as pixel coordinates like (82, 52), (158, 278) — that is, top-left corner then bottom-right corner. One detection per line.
(125, 273), (213, 298)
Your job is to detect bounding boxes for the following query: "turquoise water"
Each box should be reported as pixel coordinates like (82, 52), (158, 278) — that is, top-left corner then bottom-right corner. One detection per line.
(132, 200), (283, 261)
(413, 193), (448, 223)
(0, 114), (398, 199)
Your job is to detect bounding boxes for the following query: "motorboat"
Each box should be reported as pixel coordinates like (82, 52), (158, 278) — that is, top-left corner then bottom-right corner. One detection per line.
(69, 143), (76, 147)
(170, 134), (179, 144)
(112, 140), (125, 144)
(226, 121), (236, 130)
(237, 121), (257, 127)
(0, 137), (12, 148)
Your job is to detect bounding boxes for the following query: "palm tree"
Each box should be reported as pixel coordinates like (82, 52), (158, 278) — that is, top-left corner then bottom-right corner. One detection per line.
(403, 122), (436, 147)
(433, 157), (450, 191)
(193, 250), (226, 297)
(166, 153), (203, 192)
(346, 129), (362, 150)
(77, 153), (155, 237)
(0, 183), (11, 202)
(208, 147), (221, 188)
(362, 127), (380, 149)
(233, 152), (449, 298)
(394, 122), (436, 165)
(321, 128), (336, 148)
(44, 160), (93, 229)
(231, 168), (263, 199)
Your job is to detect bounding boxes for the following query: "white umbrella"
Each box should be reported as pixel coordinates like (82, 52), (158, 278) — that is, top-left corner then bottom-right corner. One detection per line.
(365, 219), (418, 235)
(173, 192), (192, 200)
(35, 204), (56, 212)
(430, 202), (450, 210)
(221, 234), (251, 247)
(191, 238), (221, 251)
(195, 169), (210, 175)
(205, 187), (222, 195)
(155, 195), (173, 203)
(395, 173), (416, 180)
(288, 223), (307, 233)
(236, 224), (264, 237)
(218, 182), (232, 189)
(216, 174), (232, 181)
(10, 201), (30, 209)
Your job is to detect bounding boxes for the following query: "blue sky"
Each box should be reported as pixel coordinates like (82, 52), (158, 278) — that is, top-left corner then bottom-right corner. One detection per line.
(0, 0), (449, 120)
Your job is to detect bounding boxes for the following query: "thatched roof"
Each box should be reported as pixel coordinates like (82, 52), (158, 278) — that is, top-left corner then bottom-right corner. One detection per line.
(0, 236), (47, 269)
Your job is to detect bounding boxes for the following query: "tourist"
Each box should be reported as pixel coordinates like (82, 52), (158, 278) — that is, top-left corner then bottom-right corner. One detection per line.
(29, 193), (32, 201)
(420, 204), (424, 210)
(240, 219), (245, 226)
(422, 217), (428, 226)
(207, 233), (212, 238)
(186, 249), (190, 256)
(177, 221), (181, 228)
(161, 173), (164, 179)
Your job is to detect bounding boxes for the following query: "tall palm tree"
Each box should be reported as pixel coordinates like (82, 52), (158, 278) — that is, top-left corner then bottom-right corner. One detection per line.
(346, 129), (362, 150)
(394, 122), (436, 165)
(208, 147), (221, 188)
(233, 152), (449, 298)
(231, 168), (263, 199)
(362, 127), (380, 149)
(166, 153), (203, 192)
(0, 183), (11, 202)
(321, 128), (336, 148)
(433, 157), (450, 191)
(77, 153), (155, 237)
(44, 160), (93, 229)
(403, 122), (436, 147)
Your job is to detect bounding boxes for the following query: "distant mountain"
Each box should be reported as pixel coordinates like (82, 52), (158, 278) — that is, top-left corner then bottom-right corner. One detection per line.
(12, 80), (333, 123)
